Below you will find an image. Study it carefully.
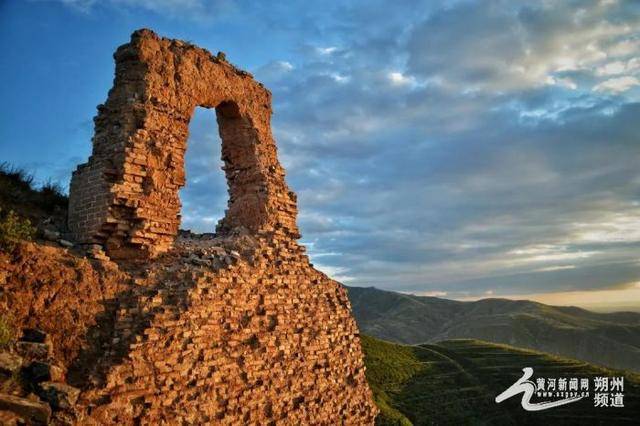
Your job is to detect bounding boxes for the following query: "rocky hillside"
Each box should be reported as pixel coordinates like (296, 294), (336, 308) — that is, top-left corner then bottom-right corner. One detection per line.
(348, 286), (640, 372)
(363, 336), (640, 425)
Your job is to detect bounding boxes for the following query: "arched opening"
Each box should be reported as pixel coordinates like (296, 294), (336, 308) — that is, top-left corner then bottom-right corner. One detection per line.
(178, 107), (227, 237)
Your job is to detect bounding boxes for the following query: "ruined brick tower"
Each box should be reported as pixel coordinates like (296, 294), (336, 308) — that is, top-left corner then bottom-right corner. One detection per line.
(68, 29), (298, 259)
(65, 29), (378, 424)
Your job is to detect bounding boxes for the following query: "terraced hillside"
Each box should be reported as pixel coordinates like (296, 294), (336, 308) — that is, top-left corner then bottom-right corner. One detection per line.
(348, 286), (640, 372)
(361, 336), (640, 425)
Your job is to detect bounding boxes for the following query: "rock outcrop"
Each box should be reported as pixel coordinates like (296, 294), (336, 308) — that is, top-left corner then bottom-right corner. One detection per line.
(1, 29), (377, 424)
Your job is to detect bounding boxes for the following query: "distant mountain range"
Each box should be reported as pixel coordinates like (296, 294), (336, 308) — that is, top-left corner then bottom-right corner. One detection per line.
(347, 286), (640, 372)
(362, 336), (640, 425)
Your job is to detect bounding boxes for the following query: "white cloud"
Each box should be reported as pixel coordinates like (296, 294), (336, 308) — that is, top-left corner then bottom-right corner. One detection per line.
(278, 61), (294, 71)
(595, 60), (634, 76)
(572, 212), (640, 243)
(593, 76), (640, 93)
(407, 1), (640, 93)
(57, 0), (230, 20)
(60, 0), (96, 13)
(411, 290), (448, 297)
(330, 73), (350, 83)
(254, 60), (295, 83)
(608, 38), (640, 57)
(316, 46), (338, 55)
(546, 76), (578, 90)
(315, 264), (354, 283)
(508, 244), (599, 263)
(534, 265), (576, 272)
(387, 71), (419, 88)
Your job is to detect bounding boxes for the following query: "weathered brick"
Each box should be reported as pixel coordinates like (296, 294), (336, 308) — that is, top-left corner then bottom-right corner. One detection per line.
(60, 28), (377, 425)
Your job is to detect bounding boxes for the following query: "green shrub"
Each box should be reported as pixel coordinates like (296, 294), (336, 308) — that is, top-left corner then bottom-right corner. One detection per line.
(0, 315), (14, 348)
(0, 209), (35, 251)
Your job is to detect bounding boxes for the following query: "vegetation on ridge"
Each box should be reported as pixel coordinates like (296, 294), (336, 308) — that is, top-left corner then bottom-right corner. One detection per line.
(0, 163), (68, 245)
(349, 286), (640, 372)
(0, 162), (67, 226)
(361, 335), (640, 425)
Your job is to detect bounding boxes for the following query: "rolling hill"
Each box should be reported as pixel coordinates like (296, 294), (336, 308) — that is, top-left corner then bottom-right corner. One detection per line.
(361, 336), (640, 425)
(347, 286), (640, 372)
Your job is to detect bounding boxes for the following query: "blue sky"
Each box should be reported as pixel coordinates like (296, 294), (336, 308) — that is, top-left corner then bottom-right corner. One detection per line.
(1, 0), (640, 309)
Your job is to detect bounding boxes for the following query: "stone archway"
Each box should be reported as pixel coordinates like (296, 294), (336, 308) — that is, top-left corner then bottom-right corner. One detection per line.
(68, 29), (299, 259)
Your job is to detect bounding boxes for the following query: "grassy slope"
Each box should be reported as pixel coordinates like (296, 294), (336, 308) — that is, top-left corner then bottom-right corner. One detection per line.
(362, 335), (640, 425)
(348, 286), (640, 372)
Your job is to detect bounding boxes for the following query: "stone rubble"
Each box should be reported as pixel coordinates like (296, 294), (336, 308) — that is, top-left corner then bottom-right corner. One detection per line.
(0, 393), (52, 425)
(0, 353), (22, 377)
(57, 240), (74, 249)
(38, 382), (80, 411)
(0, 328), (79, 425)
(41, 230), (61, 242)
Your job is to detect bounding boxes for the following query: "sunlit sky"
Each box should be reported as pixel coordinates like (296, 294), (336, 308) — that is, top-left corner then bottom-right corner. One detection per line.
(1, 1), (639, 311)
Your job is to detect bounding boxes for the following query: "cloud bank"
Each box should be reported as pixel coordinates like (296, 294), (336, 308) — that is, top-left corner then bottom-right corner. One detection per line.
(30, 0), (640, 300)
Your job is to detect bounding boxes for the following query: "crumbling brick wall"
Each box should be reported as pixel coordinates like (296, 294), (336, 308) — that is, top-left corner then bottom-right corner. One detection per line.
(71, 235), (377, 424)
(63, 29), (377, 424)
(69, 29), (299, 259)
